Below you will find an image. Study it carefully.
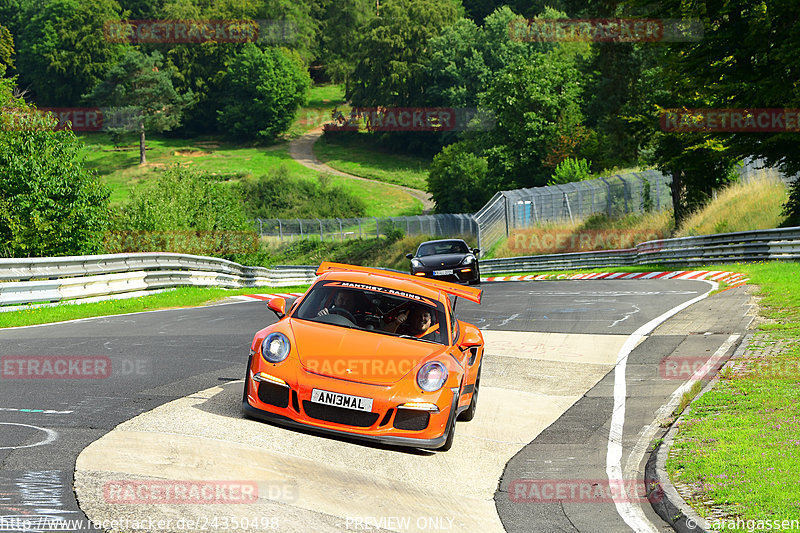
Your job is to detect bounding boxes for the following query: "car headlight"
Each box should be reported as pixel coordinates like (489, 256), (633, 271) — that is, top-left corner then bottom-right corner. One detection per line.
(462, 255), (475, 265)
(261, 332), (291, 363)
(411, 259), (423, 269)
(417, 361), (448, 392)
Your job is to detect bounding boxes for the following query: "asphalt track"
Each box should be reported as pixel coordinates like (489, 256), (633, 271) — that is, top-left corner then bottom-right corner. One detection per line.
(0, 280), (753, 532)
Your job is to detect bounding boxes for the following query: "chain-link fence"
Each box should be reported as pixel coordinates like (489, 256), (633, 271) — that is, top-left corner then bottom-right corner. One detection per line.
(738, 157), (799, 184)
(254, 162), (791, 256)
(474, 170), (673, 254)
(255, 171), (673, 252)
(254, 214), (477, 243)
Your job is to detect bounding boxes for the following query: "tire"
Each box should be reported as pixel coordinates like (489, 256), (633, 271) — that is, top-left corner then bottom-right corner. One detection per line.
(438, 391), (459, 451)
(468, 265), (481, 285)
(458, 363), (481, 422)
(242, 355), (253, 404)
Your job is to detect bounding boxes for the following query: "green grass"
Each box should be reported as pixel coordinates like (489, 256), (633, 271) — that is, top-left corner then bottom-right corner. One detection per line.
(665, 261), (800, 523)
(77, 133), (421, 217)
(0, 285), (310, 329)
(676, 172), (789, 237)
(488, 210), (675, 258)
(287, 83), (348, 138)
(313, 132), (431, 190)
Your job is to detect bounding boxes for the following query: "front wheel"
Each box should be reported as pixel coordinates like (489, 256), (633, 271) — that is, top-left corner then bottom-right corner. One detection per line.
(468, 265), (481, 285)
(458, 364), (481, 422)
(438, 391), (460, 451)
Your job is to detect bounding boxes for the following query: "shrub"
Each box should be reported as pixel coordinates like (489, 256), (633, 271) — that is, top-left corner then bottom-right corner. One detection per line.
(548, 157), (592, 186)
(241, 167), (366, 219)
(217, 45), (311, 140)
(427, 142), (491, 213)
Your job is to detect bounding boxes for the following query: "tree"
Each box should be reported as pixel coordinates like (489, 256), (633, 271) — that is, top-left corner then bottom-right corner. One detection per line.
(479, 41), (589, 190)
(315, 0), (375, 91)
(156, 0), (317, 135)
(0, 78), (110, 257)
(216, 44), (310, 141)
(348, 0), (461, 107)
(15, 0), (129, 106)
(0, 23), (12, 75)
(427, 141), (491, 213)
(626, 0), (800, 223)
(84, 50), (195, 165)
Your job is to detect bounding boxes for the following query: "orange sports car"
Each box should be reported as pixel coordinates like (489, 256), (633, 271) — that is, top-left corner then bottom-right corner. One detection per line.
(242, 262), (484, 451)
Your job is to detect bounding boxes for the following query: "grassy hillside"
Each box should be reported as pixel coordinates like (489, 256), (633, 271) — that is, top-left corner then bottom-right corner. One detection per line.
(675, 172), (789, 236)
(314, 132), (431, 190)
(76, 83), (425, 218)
(484, 174), (789, 259)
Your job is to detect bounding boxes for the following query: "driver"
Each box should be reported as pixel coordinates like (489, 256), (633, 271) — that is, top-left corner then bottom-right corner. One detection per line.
(386, 305), (438, 339)
(317, 290), (356, 317)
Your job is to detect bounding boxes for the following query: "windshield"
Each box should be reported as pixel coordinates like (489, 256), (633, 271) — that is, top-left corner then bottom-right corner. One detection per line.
(417, 241), (469, 257)
(293, 280), (448, 344)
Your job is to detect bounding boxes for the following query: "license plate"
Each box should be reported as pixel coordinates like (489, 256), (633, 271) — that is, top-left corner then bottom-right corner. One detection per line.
(311, 389), (373, 412)
(433, 269), (454, 276)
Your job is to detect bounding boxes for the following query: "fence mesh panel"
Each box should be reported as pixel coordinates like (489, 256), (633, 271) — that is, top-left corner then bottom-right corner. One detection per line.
(257, 170), (677, 253)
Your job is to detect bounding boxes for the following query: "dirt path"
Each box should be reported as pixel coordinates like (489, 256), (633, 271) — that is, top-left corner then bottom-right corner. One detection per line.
(288, 127), (435, 212)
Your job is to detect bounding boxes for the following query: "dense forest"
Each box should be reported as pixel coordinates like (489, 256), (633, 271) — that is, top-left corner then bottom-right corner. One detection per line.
(1, 0), (799, 257)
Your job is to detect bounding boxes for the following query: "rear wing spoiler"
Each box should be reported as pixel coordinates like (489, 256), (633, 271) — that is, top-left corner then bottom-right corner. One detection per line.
(316, 262), (482, 304)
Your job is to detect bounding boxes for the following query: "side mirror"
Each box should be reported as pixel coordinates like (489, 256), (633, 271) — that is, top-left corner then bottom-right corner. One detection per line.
(405, 253), (413, 259)
(472, 248), (480, 255)
(267, 297), (286, 319)
(458, 325), (483, 349)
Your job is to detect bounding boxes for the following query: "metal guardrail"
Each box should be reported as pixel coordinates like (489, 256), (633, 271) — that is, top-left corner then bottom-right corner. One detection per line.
(0, 253), (317, 307)
(1, 227), (798, 308)
(480, 227), (800, 273)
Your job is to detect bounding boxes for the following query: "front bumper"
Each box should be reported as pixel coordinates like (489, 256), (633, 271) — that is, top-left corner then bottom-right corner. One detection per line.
(243, 363), (459, 450)
(411, 266), (478, 284)
(242, 399), (453, 449)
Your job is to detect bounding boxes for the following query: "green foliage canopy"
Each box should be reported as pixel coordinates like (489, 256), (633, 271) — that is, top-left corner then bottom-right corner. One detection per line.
(0, 79), (111, 257)
(15, 0), (129, 106)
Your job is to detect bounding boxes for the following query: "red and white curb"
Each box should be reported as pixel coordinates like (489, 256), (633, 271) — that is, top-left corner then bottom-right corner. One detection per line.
(233, 292), (305, 302)
(483, 270), (748, 287)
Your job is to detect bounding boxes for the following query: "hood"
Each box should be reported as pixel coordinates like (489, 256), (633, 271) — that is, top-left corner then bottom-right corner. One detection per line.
(418, 253), (471, 269)
(290, 319), (446, 385)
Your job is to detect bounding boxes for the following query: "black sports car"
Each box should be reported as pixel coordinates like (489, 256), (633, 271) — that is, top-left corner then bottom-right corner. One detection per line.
(406, 239), (481, 285)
